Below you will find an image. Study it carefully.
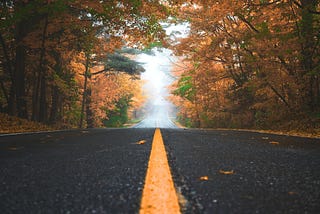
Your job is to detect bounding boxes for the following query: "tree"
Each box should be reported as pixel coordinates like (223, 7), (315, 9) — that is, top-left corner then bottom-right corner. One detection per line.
(171, 0), (320, 130)
(0, 0), (176, 128)
(78, 48), (145, 128)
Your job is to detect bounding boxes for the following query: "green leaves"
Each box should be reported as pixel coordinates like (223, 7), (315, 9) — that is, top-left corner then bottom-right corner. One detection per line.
(256, 22), (271, 38)
(173, 75), (195, 101)
(103, 95), (132, 127)
(106, 53), (145, 75)
(40, 0), (68, 15)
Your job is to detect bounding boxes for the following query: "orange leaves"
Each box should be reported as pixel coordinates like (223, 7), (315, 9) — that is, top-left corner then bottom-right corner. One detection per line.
(219, 170), (235, 175)
(199, 169), (235, 181)
(170, 0), (317, 131)
(8, 147), (24, 151)
(269, 141), (280, 145)
(0, 113), (53, 134)
(263, 136), (280, 145)
(136, 140), (146, 145)
(199, 176), (209, 181)
(90, 71), (145, 126)
(288, 191), (298, 196)
(1, 0), (176, 129)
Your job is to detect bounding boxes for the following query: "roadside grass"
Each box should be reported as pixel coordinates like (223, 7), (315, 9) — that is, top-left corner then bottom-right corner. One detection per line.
(123, 118), (143, 127)
(176, 118), (320, 139)
(1, 112), (319, 139)
(0, 113), (144, 134)
(0, 113), (54, 134)
(215, 128), (320, 139)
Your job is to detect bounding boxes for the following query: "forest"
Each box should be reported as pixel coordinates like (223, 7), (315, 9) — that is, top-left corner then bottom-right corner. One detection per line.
(171, 0), (320, 133)
(0, 0), (319, 133)
(0, 0), (175, 129)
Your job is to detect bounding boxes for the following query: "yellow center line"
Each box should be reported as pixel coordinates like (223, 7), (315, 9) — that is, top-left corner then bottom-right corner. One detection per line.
(139, 128), (181, 214)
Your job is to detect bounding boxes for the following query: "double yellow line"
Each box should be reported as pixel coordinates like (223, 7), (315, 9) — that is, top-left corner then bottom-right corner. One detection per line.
(139, 128), (181, 214)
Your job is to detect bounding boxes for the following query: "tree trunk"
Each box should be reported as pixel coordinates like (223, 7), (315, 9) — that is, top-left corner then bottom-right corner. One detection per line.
(8, 86), (15, 116)
(300, 0), (317, 111)
(39, 74), (48, 122)
(32, 14), (48, 122)
(85, 86), (94, 128)
(14, 20), (28, 119)
(0, 33), (13, 113)
(49, 85), (62, 124)
(49, 52), (63, 124)
(79, 54), (90, 128)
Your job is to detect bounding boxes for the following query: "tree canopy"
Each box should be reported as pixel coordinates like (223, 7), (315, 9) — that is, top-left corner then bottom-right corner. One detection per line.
(0, 0), (180, 128)
(170, 0), (320, 131)
(1, 0), (319, 132)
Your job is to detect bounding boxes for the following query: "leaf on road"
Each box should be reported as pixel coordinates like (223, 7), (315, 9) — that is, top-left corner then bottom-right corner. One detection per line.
(288, 191), (298, 195)
(219, 170), (235, 175)
(262, 137), (269, 140)
(8, 146), (24, 151)
(269, 141), (280, 145)
(199, 176), (209, 181)
(136, 140), (146, 145)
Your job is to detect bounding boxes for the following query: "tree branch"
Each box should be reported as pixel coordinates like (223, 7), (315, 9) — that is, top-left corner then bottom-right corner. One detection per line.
(267, 82), (291, 109)
(236, 14), (260, 33)
(292, 0), (320, 14)
(91, 68), (110, 76)
(249, 0), (282, 7)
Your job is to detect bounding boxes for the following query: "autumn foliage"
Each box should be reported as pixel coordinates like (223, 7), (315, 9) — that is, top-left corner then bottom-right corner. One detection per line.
(171, 0), (320, 132)
(0, 0), (174, 129)
(1, 0), (319, 132)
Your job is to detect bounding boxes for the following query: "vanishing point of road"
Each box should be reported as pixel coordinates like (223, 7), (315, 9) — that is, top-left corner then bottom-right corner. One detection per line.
(1, 113), (320, 213)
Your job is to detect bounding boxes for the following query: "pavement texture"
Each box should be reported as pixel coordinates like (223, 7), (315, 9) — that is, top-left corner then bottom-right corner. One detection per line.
(0, 129), (154, 214)
(162, 128), (320, 214)
(0, 128), (319, 213)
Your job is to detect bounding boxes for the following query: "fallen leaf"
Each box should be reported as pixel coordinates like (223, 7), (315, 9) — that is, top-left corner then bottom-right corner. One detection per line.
(219, 170), (235, 175)
(199, 176), (209, 181)
(288, 191), (298, 195)
(262, 137), (269, 140)
(269, 141), (280, 145)
(8, 146), (24, 151)
(136, 140), (146, 145)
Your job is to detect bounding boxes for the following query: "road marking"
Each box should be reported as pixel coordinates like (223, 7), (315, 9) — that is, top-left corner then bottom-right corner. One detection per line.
(139, 128), (181, 214)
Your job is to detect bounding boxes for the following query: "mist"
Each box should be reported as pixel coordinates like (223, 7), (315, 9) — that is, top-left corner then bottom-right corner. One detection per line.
(134, 21), (189, 128)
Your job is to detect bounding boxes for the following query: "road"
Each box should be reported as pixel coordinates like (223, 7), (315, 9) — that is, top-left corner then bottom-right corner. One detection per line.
(0, 128), (319, 213)
(133, 98), (177, 128)
(0, 129), (153, 213)
(163, 129), (320, 214)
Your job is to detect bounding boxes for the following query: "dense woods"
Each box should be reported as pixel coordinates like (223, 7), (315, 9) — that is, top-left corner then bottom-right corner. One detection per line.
(1, 0), (319, 132)
(171, 0), (320, 132)
(0, 0), (175, 128)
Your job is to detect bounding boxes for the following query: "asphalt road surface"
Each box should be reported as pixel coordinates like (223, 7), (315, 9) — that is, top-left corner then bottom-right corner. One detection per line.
(0, 129), (154, 213)
(162, 129), (320, 214)
(1, 128), (319, 213)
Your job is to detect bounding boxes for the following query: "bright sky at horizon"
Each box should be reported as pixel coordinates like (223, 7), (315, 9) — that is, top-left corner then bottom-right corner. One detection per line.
(135, 21), (190, 125)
